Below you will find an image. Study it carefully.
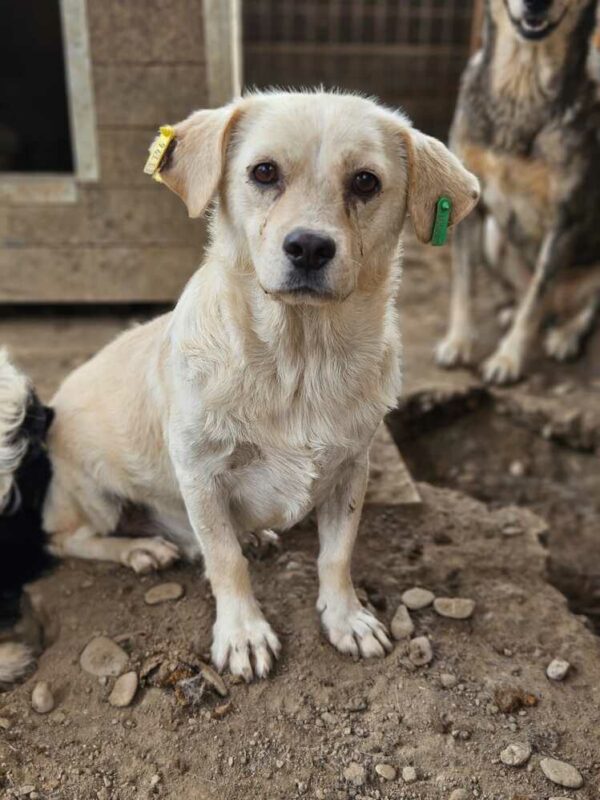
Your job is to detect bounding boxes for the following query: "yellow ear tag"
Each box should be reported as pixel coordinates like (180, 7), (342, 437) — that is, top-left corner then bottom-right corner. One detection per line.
(143, 125), (176, 183)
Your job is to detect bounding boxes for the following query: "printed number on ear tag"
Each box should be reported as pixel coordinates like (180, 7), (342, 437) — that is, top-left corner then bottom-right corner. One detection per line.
(431, 196), (452, 246)
(143, 125), (176, 182)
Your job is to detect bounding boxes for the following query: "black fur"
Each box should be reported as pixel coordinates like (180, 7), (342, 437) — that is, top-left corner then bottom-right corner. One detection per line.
(0, 391), (54, 631)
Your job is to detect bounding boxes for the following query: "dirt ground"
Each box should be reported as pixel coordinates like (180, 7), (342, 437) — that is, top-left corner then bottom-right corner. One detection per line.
(1, 232), (600, 800)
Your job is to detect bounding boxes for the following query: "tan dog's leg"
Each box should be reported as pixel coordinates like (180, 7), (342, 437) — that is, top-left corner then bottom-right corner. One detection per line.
(436, 210), (483, 367)
(49, 526), (179, 574)
(316, 456), (392, 659)
(174, 472), (280, 681)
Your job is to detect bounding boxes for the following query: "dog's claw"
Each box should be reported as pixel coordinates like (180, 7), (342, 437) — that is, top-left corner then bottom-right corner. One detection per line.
(122, 538), (180, 574)
(319, 597), (392, 660)
(435, 334), (475, 368)
(211, 611), (280, 681)
(482, 351), (523, 385)
(544, 327), (582, 362)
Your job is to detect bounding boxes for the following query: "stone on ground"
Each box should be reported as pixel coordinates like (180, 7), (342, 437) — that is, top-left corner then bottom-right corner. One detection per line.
(402, 587), (435, 610)
(540, 758), (583, 789)
(80, 636), (129, 677)
(144, 582), (185, 605)
(390, 604), (414, 640)
(108, 671), (138, 707)
(433, 597), (475, 620)
(31, 681), (54, 714)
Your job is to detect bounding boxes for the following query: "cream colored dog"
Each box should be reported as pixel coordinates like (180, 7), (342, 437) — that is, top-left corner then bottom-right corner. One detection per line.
(1, 91), (478, 681)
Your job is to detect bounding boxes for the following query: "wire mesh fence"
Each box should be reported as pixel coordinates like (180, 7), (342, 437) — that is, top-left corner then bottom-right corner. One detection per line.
(242, 0), (476, 140)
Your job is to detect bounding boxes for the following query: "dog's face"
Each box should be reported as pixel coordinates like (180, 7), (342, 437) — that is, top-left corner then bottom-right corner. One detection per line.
(156, 92), (479, 305)
(497, 0), (588, 41)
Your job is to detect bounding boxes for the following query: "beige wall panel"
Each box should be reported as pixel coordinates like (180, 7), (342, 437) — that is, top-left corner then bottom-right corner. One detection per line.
(4, 205), (90, 247)
(0, 246), (200, 302)
(98, 128), (160, 187)
(88, 0), (205, 64)
(94, 65), (207, 127)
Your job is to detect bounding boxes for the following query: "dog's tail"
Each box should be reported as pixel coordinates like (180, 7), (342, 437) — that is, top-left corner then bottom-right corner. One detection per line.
(0, 349), (31, 513)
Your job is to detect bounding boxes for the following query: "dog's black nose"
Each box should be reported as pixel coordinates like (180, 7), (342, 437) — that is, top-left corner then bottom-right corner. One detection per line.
(523, 0), (552, 13)
(283, 228), (336, 271)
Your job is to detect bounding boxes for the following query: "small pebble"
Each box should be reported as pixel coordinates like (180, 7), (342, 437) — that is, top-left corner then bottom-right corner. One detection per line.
(108, 671), (138, 708)
(433, 597), (475, 620)
(144, 582), (185, 605)
(440, 673), (458, 689)
(402, 766), (417, 784)
(449, 791), (469, 800)
(500, 742), (532, 767)
(509, 460), (525, 477)
(80, 636), (129, 677)
(409, 636), (433, 666)
(402, 587), (434, 610)
(546, 658), (570, 681)
(0, 717), (11, 730)
(31, 681), (54, 714)
(343, 762), (366, 787)
(375, 764), (397, 781)
(391, 604), (414, 640)
(540, 758), (583, 789)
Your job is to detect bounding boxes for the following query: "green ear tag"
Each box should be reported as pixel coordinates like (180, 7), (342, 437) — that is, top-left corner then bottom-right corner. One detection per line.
(431, 196), (452, 246)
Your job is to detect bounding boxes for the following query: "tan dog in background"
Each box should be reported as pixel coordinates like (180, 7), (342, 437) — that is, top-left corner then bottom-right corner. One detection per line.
(0, 91), (478, 681)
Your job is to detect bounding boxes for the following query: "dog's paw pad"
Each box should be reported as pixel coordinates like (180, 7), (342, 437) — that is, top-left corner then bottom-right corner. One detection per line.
(123, 538), (180, 574)
(320, 602), (392, 660)
(212, 614), (280, 682)
(482, 351), (523, 385)
(435, 335), (475, 368)
(544, 328), (581, 362)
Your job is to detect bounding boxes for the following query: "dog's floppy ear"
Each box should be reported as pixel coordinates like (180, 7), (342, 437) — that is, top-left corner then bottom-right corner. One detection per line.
(400, 127), (480, 243)
(153, 103), (244, 218)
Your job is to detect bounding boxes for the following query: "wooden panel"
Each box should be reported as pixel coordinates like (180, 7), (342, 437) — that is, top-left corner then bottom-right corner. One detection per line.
(0, 245), (201, 302)
(87, 0), (205, 64)
(94, 65), (207, 127)
(3, 188), (200, 247)
(98, 128), (160, 186)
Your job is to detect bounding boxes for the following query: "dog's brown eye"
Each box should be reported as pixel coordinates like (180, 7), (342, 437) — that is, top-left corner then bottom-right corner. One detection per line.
(252, 162), (278, 185)
(351, 171), (380, 197)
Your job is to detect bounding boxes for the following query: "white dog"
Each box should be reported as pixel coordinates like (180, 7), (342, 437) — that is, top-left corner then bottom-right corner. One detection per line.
(0, 91), (478, 681)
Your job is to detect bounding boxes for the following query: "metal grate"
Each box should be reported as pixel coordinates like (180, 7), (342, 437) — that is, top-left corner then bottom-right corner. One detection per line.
(242, 0), (476, 140)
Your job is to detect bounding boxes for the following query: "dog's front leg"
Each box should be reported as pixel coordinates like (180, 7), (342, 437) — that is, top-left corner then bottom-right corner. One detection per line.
(316, 455), (392, 659)
(483, 220), (577, 384)
(436, 209), (483, 368)
(172, 458), (280, 681)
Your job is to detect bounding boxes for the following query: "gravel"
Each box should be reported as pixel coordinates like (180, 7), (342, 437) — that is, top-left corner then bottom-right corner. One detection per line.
(546, 658), (571, 681)
(449, 790), (469, 800)
(80, 636), (129, 677)
(433, 597), (475, 620)
(401, 587), (435, 610)
(343, 762), (366, 787)
(390, 604), (414, 640)
(108, 671), (139, 707)
(31, 681), (54, 714)
(402, 766), (417, 784)
(409, 636), (433, 666)
(440, 673), (458, 689)
(500, 742), (532, 767)
(540, 758), (584, 789)
(374, 763), (397, 781)
(144, 582), (185, 605)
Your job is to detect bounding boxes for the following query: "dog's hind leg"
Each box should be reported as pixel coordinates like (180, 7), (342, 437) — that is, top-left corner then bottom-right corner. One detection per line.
(49, 525), (179, 574)
(545, 293), (600, 362)
(436, 209), (484, 368)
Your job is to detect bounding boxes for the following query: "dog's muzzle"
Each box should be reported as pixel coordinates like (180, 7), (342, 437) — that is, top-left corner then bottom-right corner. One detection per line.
(281, 227), (337, 296)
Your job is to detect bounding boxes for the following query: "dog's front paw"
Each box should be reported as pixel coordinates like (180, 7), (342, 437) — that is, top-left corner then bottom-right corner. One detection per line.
(122, 537), (180, 574)
(482, 349), (524, 385)
(318, 595), (392, 659)
(212, 607), (281, 682)
(544, 326), (581, 362)
(435, 333), (475, 368)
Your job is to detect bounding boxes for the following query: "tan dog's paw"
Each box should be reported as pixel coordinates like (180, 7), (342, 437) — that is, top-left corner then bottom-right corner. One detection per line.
(319, 597), (392, 659)
(211, 609), (281, 682)
(544, 327), (581, 362)
(435, 334), (475, 368)
(122, 538), (180, 574)
(482, 350), (524, 385)
(242, 528), (281, 560)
